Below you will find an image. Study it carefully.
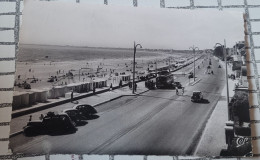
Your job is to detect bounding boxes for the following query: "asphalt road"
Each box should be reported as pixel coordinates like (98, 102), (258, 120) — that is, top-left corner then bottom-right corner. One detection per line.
(10, 57), (225, 155)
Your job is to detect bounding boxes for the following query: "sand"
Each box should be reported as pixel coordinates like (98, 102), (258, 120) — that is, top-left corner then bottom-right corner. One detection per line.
(15, 45), (190, 92)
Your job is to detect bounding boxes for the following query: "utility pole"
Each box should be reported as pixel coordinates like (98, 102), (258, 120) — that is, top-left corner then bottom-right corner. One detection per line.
(189, 45), (199, 82)
(132, 41), (142, 94)
(224, 40), (230, 111)
(215, 40), (230, 120)
(79, 69), (80, 82)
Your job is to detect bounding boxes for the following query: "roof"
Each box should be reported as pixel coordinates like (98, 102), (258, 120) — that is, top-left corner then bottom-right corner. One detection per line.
(62, 108), (78, 112)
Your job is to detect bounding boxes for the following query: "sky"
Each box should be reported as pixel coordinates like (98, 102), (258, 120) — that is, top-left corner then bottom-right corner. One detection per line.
(19, 0), (245, 50)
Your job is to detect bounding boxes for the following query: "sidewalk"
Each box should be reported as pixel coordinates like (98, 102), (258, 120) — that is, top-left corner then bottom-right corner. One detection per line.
(10, 82), (148, 136)
(194, 58), (237, 156)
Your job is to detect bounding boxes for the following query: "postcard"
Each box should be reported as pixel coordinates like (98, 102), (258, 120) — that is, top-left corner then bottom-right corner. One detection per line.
(9, 0), (248, 157)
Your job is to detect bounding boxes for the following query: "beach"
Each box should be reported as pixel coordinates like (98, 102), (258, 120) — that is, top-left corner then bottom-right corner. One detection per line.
(15, 44), (189, 92)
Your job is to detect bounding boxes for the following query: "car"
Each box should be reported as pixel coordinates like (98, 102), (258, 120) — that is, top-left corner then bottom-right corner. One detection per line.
(191, 91), (203, 102)
(23, 112), (77, 136)
(188, 72), (194, 79)
(145, 80), (155, 90)
(173, 81), (182, 89)
(62, 108), (85, 125)
(73, 104), (97, 117)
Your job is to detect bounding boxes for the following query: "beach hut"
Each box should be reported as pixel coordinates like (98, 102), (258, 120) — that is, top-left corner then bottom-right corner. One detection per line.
(32, 89), (48, 103)
(66, 83), (79, 93)
(53, 86), (66, 98)
(92, 80), (99, 89)
(47, 88), (55, 99)
(84, 82), (91, 92)
(28, 92), (36, 105)
(21, 92), (29, 107)
(13, 92), (23, 110)
(120, 74), (130, 82)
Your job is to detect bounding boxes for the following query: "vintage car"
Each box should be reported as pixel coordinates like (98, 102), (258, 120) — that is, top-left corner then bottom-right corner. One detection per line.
(73, 104), (97, 117)
(145, 80), (155, 90)
(23, 112), (77, 136)
(62, 108), (85, 124)
(173, 81), (182, 89)
(188, 72), (194, 79)
(191, 91), (203, 102)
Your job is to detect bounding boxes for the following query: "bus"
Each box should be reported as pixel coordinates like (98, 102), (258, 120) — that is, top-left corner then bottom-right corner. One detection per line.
(156, 73), (174, 89)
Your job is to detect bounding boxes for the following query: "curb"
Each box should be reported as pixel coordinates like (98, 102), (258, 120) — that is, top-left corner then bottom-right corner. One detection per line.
(9, 131), (23, 138)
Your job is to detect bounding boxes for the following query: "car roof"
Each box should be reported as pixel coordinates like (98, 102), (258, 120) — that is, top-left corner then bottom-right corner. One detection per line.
(193, 91), (201, 93)
(63, 108), (78, 112)
(73, 104), (92, 108)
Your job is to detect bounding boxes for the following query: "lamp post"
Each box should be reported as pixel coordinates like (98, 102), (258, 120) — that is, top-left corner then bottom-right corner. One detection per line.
(215, 40), (230, 120)
(132, 41), (142, 94)
(189, 45), (199, 82)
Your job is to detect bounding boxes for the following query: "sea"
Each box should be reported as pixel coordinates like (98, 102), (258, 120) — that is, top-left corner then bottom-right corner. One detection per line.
(17, 44), (174, 62)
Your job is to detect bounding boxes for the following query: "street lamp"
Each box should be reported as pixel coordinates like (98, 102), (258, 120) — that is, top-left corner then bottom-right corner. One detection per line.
(189, 45), (199, 82)
(132, 41), (142, 94)
(215, 40), (230, 120)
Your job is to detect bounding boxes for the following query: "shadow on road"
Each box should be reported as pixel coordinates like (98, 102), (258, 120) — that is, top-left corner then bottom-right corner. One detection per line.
(83, 114), (100, 120)
(138, 95), (185, 102)
(24, 128), (78, 137)
(49, 128), (78, 136)
(192, 99), (210, 104)
(76, 121), (88, 126)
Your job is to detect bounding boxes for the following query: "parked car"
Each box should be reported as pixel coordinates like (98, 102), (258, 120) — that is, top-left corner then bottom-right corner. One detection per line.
(23, 112), (77, 136)
(73, 104), (97, 117)
(191, 91), (203, 102)
(62, 108), (85, 125)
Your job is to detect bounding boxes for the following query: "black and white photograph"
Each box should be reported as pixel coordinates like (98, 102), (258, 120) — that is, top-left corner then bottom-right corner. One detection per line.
(9, 0), (250, 157)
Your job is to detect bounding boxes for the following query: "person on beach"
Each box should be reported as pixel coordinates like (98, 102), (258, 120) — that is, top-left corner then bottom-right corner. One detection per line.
(182, 87), (185, 95)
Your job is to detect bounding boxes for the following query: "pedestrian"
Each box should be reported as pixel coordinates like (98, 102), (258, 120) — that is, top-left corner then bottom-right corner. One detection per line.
(176, 87), (179, 95)
(110, 83), (113, 91)
(119, 79), (122, 88)
(182, 87), (184, 95)
(129, 82), (131, 89)
(151, 80), (154, 89)
(40, 114), (44, 120)
(71, 90), (74, 102)
(134, 83), (137, 92)
(93, 86), (96, 93)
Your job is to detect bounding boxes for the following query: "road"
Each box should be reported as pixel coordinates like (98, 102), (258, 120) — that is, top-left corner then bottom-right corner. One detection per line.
(10, 57), (225, 155)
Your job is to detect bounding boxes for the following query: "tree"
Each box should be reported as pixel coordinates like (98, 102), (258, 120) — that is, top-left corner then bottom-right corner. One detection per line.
(232, 91), (250, 124)
(213, 46), (224, 60)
